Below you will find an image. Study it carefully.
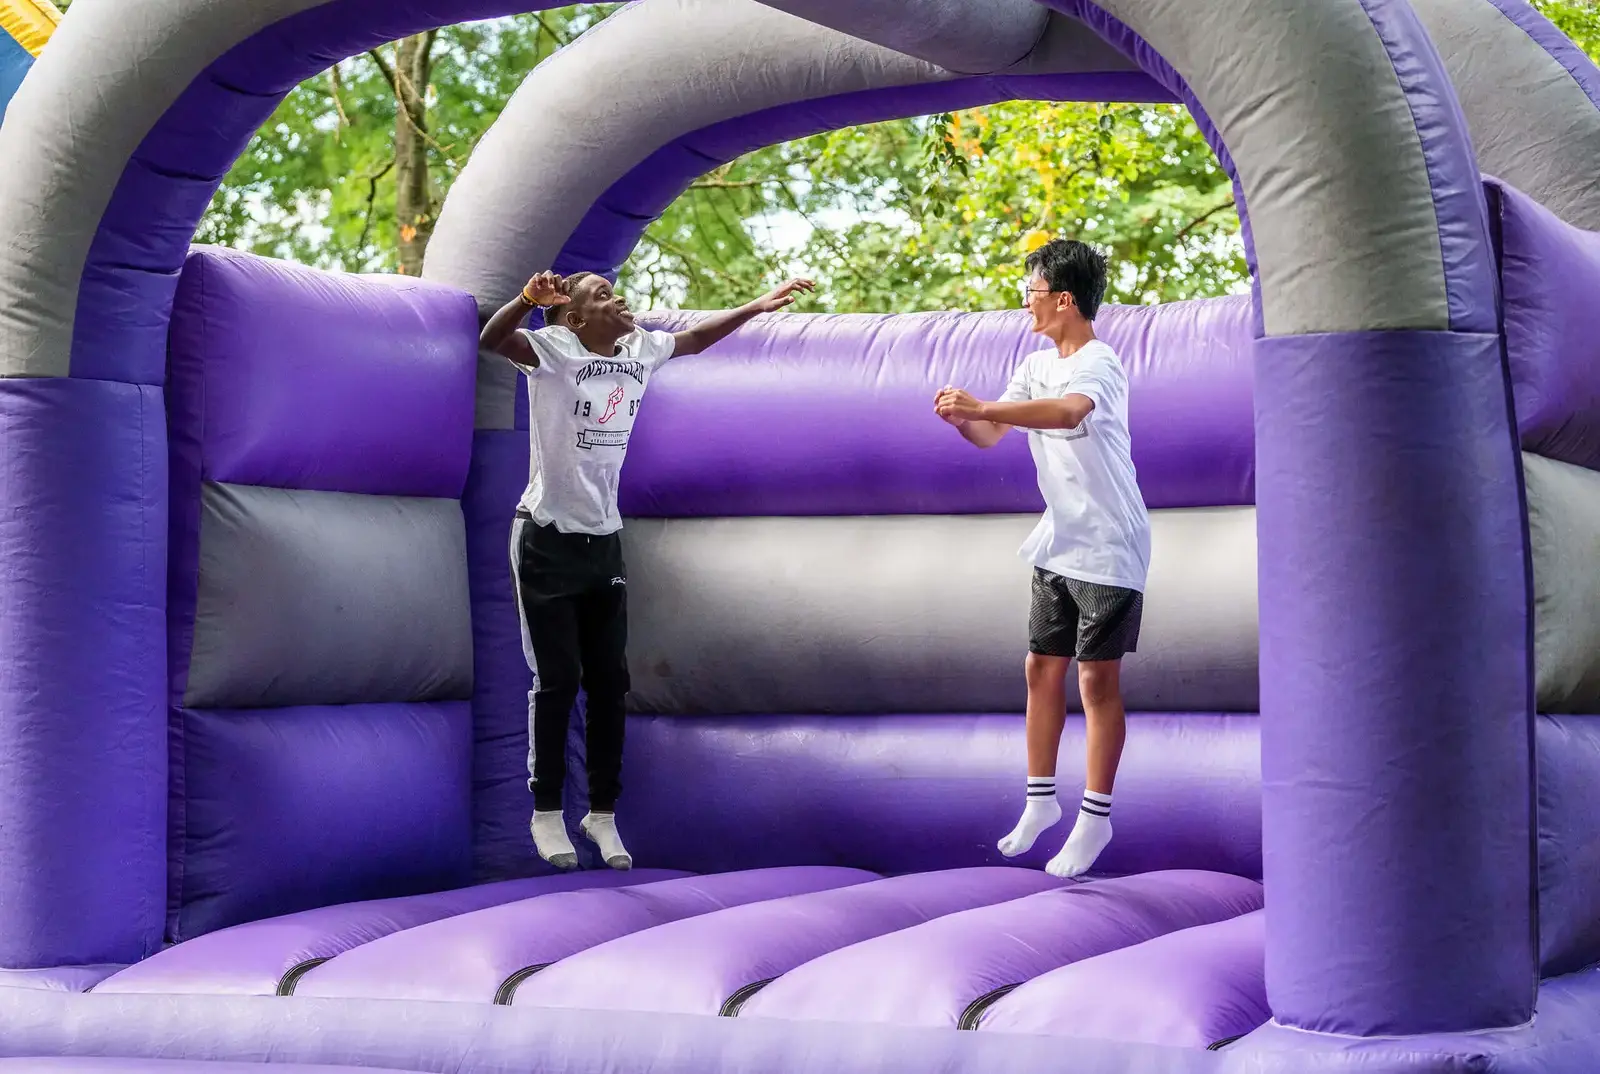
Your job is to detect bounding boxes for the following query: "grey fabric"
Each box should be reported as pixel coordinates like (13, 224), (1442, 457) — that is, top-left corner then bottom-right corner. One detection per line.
(623, 508), (1259, 715)
(185, 482), (473, 710)
(1524, 454), (1600, 714)
(0, 0), (331, 377)
(1412, 0), (1600, 231)
(476, 345), (519, 431)
(750, 0), (1048, 74)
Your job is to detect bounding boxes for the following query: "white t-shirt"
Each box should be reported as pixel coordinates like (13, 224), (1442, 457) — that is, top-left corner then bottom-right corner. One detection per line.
(511, 325), (677, 535)
(1001, 339), (1152, 591)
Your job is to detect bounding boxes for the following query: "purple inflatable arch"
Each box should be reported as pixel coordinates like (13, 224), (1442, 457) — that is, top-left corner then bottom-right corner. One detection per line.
(0, 0), (1597, 1072)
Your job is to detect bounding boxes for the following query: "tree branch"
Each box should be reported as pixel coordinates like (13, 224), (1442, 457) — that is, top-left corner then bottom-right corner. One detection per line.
(327, 65), (351, 131)
(356, 156), (398, 256)
(1171, 195), (1236, 244)
(366, 47), (397, 95)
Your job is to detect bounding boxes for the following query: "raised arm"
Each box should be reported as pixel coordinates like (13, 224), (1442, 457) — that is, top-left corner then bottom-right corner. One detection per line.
(480, 271), (569, 367)
(672, 278), (815, 357)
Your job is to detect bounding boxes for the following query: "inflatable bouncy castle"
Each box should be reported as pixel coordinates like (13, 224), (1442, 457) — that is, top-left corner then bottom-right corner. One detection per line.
(0, 1), (1598, 1072)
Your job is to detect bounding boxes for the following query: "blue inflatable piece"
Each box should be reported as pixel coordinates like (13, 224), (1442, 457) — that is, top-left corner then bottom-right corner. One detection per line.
(0, 0), (57, 122)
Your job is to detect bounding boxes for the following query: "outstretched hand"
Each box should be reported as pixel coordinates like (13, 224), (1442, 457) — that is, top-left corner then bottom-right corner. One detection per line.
(523, 271), (571, 308)
(935, 386), (986, 424)
(753, 278), (817, 313)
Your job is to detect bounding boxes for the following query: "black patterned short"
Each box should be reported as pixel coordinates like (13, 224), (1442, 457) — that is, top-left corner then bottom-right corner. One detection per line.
(1028, 568), (1144, 662)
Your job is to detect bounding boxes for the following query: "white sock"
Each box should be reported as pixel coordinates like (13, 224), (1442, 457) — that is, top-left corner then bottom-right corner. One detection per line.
(998, 777), (1063, 857)
(531, 810), (578, 870)
(580, 812), (633, 871)
(1047, 790), (1114, 878)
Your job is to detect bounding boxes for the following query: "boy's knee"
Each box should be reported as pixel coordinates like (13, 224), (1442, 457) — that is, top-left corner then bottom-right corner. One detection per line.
(1024, 652), (1070, 687)
(1077, 661), (1121, 708)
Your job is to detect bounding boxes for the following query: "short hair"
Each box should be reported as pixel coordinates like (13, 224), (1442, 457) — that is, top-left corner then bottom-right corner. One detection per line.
(543, 271), (596, 327)
(1023, 239), (1108, 321)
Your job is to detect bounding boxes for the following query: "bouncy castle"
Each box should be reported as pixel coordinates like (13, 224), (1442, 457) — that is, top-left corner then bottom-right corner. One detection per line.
(0, 0), (1597, 1071)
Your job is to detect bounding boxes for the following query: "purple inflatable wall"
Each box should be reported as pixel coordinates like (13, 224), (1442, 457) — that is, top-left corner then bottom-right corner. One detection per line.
(164, 249), (480, 940)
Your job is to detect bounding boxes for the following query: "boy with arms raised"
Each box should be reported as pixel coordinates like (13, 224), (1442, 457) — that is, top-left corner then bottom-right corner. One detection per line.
(481, 270), (814, 870)
(935, 239), (1150, 878)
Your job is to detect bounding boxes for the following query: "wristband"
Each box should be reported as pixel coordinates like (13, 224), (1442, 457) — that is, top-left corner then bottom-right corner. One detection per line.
(520, 286), (542, 308)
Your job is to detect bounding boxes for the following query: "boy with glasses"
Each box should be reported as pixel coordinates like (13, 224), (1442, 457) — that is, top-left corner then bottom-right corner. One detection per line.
(934, 239), (1150, 878)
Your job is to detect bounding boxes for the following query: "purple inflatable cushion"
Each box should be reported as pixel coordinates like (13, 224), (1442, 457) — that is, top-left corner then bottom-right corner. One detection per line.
(627, 295), (1254, 518)
(296, 866), (876, 1003)
(1491, 177), (1600, 473)
(167, 247), (477, 499)
(979, 907), (1268, 1047)
(738, 869), (1263, 1029)
(95, 872), (676, 997)
(511, 866), (1072, 1015)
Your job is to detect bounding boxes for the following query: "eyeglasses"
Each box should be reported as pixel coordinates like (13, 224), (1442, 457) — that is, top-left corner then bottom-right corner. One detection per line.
(1019, 281), (1054, 305)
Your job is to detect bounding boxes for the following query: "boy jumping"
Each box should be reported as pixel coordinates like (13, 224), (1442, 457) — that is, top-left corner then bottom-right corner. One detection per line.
(481, 270), (814, 871)
(935, 239), (1150, 879)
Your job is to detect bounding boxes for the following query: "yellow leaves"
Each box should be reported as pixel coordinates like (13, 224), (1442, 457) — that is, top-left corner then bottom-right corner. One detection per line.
(400, 224), (418, 243)
(1023, 230), (1051, 253)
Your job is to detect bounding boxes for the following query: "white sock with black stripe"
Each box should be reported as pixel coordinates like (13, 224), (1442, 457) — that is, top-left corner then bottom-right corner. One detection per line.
(998, 776), (1063, 857)
(1047, 790), (1114, 878)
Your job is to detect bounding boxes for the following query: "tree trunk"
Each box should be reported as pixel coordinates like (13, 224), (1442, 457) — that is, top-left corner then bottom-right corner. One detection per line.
(393, 33), (434, 275)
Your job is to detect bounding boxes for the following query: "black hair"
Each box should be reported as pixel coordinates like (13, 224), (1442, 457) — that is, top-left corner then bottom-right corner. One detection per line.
(1023, 239), (1108, 321)
(544, 271), (596, 327)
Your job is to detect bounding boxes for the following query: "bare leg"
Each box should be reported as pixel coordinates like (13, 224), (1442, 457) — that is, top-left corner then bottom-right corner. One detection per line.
(1047, 659), (1125, 877)
(1025, 653), (1072, 776)
(1079, 660), (1127, 794)
(998, 654), (1071, 857)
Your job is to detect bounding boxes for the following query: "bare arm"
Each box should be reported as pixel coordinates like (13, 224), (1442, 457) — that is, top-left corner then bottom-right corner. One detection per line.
(935, 387), (1095, 448)
(480, 272), (569, 367)
(672, 278), (815, 357)
(975, 395), (1096, 431)
(954, 418), (1013, 449)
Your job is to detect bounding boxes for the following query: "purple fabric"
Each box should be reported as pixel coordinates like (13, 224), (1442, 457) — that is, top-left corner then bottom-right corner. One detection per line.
(513, 867), (1069, 1016)
(1224, 966), (1600, 1073)
(0, 1064), (417, 1073)
(1352, 0), (1498, 334)
(1490, 179), (1600, 473)
(980, 909), (1267, 1047)
(462, 430), (542, 883)
(616, 714), (1262, 878)
(739, 870), (1261, 1028)
(1535, 715), (1600, 976)
(95, 873), (661, 997)
(1255, 330), (1534, 1035)
(0, 967), (124, 994)
(171, 704), (472, 943)
(297, 868), (872, 1004)
(0, 378), (166, 966)
(0, 991), (1225, 1074)
(166, 248), (476, 498)
(625, 298), (1254, 517)
(559, 71), (1176, 278)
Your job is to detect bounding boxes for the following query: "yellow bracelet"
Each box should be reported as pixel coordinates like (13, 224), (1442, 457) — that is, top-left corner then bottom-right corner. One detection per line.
(520, 286), (541, 307)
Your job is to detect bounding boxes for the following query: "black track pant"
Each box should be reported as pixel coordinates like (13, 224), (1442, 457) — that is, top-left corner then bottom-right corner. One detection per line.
(510, 514), (629, 814)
